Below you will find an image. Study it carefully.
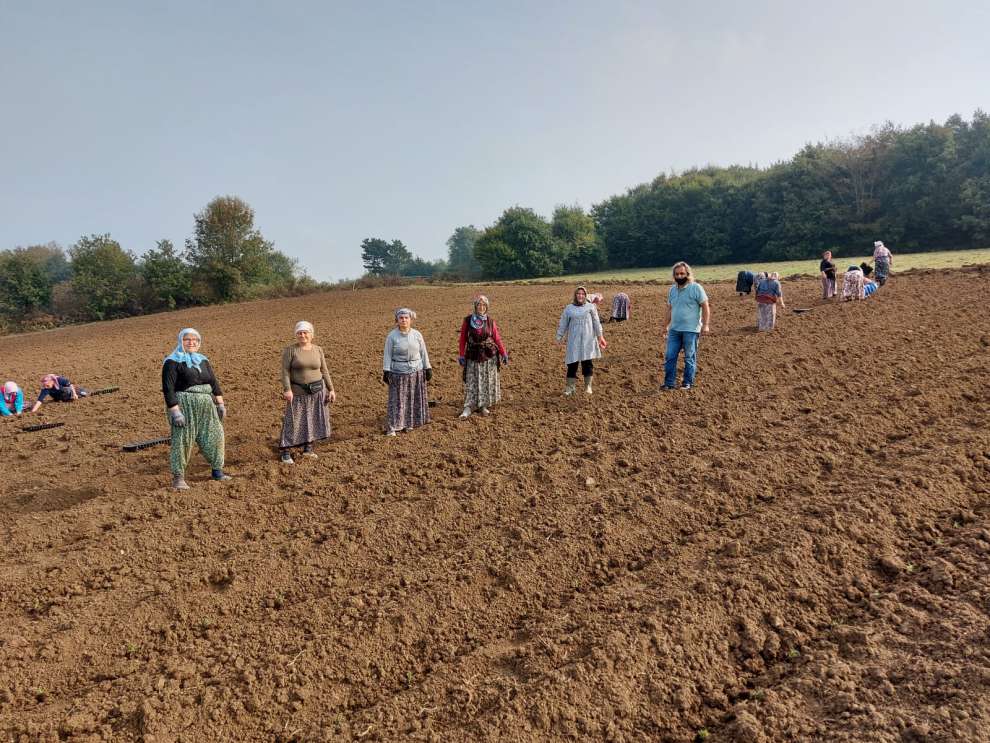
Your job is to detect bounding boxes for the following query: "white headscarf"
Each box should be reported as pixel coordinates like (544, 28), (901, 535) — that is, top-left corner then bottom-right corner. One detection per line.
(294, 321), (314, 335)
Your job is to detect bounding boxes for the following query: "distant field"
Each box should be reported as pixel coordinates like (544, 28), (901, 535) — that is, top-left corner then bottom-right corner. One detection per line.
(544, 247), (990, 283)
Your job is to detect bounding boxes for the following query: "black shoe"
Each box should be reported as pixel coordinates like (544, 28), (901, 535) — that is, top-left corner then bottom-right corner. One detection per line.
(681, 384), (692, 390)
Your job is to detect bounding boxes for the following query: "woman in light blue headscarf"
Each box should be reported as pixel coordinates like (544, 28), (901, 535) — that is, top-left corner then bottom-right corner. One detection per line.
(161, 328), (229, 491)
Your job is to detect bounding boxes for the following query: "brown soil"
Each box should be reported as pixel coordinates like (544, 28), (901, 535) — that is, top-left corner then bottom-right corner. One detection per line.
(1, 268), (989, 743)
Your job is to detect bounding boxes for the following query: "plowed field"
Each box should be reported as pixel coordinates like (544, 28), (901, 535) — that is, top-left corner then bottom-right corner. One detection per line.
(2, 268), (989, 742)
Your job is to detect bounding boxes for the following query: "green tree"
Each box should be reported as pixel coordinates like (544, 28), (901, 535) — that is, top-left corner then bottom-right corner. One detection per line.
(360, 238), (412, 275)
(139, 239), (193, 310)
(401, 256), (448, 277)
(69, 234), (138, 320)
(552, 205), (606, 273)
(184, 196), (280, 301)
(445, 226), (482, 278)
(0, 248), (56, 320)
(475, 207), (564, 279)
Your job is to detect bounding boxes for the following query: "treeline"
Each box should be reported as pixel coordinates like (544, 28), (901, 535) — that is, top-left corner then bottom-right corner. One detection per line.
(409, 111), (988, 280)
(0, 196), (324, 334)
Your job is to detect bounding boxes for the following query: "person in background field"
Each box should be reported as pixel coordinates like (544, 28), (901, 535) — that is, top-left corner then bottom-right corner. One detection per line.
(735, 270), (756, 297)
(873, 241), (893, 286)
(162, 328), (230, 490)
(662, 262), (711, 391)
(820, 251), (837, 299)
(556, 286), (607, 396)
(382, 308), (432, 436)
(1, 381), (24, 416)
(755, 271), (785, 331)
(29, 374), (87, 412)
(458, 295), (508, 419)
(842, 265), (866, 301)
(610, 292), (631, 322)
(279, 321), (336, 464)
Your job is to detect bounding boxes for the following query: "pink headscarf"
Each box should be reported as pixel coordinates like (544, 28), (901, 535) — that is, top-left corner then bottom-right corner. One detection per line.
(587, 293), (604, 305)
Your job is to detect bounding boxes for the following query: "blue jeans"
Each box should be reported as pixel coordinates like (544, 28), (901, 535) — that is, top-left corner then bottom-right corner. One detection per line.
(663, 331), (699, 387)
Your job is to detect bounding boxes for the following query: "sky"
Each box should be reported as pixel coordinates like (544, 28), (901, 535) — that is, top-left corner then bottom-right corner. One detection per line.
(1, 0), (988, 280)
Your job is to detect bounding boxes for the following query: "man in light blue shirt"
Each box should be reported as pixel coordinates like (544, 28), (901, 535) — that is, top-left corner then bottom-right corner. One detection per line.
(662, 261), (711, 390)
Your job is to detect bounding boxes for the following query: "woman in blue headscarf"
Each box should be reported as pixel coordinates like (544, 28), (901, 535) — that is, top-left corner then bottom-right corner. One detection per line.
(161, 328), (229, 490)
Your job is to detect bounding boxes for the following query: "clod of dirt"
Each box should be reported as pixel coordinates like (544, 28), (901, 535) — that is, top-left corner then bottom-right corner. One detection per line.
(208, 566), (236, 588)
(726, 710), (767, 742)
(878, 553), (907, 576)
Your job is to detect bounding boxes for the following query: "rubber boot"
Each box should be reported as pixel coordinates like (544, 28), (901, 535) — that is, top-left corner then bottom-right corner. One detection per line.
(584, 375), (593, 394)
(172, 474), (190, 491)
(564, 379), (576, 396)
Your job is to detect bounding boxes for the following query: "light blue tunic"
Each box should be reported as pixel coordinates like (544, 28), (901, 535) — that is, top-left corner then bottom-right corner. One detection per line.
(556, 303), (603, 365)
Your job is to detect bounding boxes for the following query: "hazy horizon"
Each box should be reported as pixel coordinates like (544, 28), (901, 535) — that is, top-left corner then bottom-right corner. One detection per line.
(2, 1), (987, 279)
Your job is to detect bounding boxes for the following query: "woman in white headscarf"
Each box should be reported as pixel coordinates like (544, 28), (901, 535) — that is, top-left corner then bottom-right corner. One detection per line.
(457, 295), (508, 419)
(1, 381), (24, 416)
(382, 308), (432, 436)
(162, 328), (229, 491)
(279, 321), (336, 464)
(555, 286), (607, 395)
(873, 241), (893, 286)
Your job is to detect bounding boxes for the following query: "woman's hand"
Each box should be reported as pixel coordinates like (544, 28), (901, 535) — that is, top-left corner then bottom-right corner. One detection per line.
(283, 390), (293, 403)
(598, 337), (608, 350)
(327, 390), (337, 404)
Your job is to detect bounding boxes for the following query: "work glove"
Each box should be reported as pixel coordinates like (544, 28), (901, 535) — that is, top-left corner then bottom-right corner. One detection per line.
(457, 356), (466, 367)
(169, 409), (186, 428)
(500, 353), (510, 365)
(382, 371), (390, 384)
(216, 404), (226, 421)
(424, 368), (433, 382)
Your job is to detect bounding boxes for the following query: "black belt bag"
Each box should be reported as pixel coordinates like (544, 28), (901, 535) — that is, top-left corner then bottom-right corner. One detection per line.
(300, 379), (324, 395)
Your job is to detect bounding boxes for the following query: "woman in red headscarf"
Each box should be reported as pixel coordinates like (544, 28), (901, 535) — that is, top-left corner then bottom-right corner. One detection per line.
(457, 295), (508, 419)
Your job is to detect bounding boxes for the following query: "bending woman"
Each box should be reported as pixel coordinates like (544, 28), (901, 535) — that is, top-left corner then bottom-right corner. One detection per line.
(162, 328), (229, 490)
(280, 320), (336, 464)
(755, 272), (785, 331)
(30, 374), (87, 412)
(556, 286), (607, 396)
(458, 295), (508, 419)
(382, 308), (432, 436)
(610, 292), (631, 321)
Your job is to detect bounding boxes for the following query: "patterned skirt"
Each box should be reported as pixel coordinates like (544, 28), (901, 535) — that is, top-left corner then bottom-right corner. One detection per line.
(280, 388), (331, 448)
(842, 273), (864, 300)
(757, 302), (777, 331)
(875, 258), (890, 285)
(821, 275), (836, 298)
(387, 370), (430, 431)
(463, 358), (501, 410)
